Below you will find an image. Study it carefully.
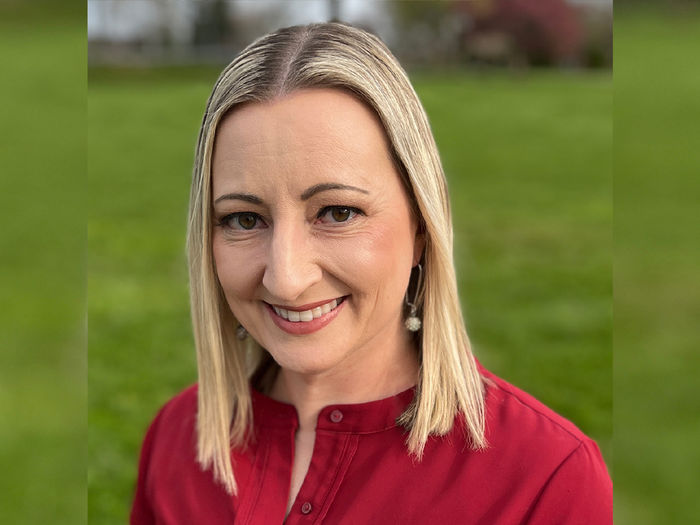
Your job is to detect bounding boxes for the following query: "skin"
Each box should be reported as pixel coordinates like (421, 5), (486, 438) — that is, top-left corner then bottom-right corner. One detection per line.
(211, 88), (424, 515)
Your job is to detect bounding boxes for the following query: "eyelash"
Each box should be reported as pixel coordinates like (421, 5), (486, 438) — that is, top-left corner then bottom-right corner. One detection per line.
(317, 206), (363, 224)
(217, 206), (364, 231)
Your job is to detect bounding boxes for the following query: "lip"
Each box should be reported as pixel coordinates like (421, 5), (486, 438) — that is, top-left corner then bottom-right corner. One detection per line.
(265, 296), (347, 335)
(268, 297), (341, 312)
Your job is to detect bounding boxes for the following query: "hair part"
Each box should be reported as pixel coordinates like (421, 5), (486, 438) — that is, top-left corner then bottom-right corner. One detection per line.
(187, 22), (486, 495)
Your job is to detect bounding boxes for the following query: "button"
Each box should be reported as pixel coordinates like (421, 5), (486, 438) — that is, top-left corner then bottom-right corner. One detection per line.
(301, 502), (312, 514)
(329, 409), (343, 423)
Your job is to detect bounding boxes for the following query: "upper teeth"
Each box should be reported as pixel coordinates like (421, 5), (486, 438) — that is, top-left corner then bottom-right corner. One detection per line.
(273, 298), (340, 322)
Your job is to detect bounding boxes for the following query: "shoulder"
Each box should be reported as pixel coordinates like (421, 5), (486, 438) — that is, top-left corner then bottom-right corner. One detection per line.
(137, 384), (199, 466)
(131, 385), (201, 523)
(480, 367), (589, 453)
(149, 384), (199, 431)
(476, 367), (612, 522)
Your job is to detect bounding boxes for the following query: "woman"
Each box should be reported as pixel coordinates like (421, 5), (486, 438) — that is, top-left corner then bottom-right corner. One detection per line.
(131, 23), (611, 524)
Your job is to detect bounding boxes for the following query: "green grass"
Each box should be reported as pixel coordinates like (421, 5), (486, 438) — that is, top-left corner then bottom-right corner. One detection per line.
(88, 73), (206, 522)
(88, 66), (611, 523)
(3, 3), (695, 523)
(614, 8), (700, 524)
(0, 4), (85, 524)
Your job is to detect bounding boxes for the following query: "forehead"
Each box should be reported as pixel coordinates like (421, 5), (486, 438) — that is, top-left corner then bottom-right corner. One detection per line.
(216, 88), (388, 149)
(211, 88), (396, 190)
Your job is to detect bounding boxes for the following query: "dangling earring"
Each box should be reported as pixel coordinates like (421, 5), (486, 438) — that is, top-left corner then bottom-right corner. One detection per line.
(236, 325), (248, 340)
(404, 263), (423, 332)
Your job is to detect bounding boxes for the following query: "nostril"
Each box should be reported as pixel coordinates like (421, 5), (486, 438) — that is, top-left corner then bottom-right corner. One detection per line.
(261, 257), (324, 303)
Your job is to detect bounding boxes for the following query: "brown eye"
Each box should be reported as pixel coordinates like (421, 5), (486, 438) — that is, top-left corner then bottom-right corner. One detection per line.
(331, 207), (351, 222)
(317, 206), (362, 224)
(220, 212), (263, 231)
(236, 213), (258, 229)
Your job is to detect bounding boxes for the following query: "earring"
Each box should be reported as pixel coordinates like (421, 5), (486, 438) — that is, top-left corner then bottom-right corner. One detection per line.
(236, 325), (248, 340)
(404, 263), (423, 332)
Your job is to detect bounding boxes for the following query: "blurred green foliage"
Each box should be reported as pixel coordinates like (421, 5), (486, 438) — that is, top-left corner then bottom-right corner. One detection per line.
(0, 2), (85, 524)
(614, 6), (700, 524)
(88, 64), (611, 523)
(3, 1), (696, 523)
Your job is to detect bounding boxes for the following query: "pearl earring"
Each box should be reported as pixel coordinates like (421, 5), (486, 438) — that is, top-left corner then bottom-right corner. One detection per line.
(236, 325), (248, 340)
(404, 263), (423, 332)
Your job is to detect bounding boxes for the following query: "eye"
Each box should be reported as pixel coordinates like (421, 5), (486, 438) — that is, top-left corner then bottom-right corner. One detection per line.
(219, 212), (266, 230)
(317, 206), (362, 224)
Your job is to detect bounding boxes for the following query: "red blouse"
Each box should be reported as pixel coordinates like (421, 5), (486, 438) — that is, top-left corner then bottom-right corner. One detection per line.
(131, 367), (612, 524)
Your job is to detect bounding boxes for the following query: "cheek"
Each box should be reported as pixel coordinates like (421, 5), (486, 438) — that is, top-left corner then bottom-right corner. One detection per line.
(329, 217), (415, 298)
(212, 237), (261, 301)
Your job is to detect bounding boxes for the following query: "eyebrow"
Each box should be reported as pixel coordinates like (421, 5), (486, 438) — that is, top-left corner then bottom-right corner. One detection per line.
(213, 193), (263, 205)
(300, 183), (369, 201)
(214, 183), (370, 205)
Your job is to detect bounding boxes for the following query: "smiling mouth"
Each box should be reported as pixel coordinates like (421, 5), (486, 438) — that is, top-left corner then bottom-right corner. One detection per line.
(269, 297), (346, 323)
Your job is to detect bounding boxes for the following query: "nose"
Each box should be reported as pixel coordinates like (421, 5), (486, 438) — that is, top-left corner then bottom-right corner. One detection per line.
(262, 221), (323, 303)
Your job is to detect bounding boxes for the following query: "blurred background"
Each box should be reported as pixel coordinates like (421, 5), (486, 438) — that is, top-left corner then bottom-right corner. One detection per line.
(88, 0), (612, 68)
(0, 0), (697, 524)
(0, 1), (85, 524)
(614, 1), (700, 523)
(87, 1), (612, 523)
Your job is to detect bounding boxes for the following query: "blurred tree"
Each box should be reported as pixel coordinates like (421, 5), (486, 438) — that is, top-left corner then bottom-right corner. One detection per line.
(388, 0), (459, 64)
(391, 0), (452, 26)
(194, 0), (229, 46)
(328, 0), (341, 22)
(579, 6), (612, 69)
(454, 0), (583, 66)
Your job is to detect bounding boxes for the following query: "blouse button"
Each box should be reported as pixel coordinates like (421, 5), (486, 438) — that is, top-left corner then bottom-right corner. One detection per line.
(301, 502), (312, 514)
(329, 409), (343, 423)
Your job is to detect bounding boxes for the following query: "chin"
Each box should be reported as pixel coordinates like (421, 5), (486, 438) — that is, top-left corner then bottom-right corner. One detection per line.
(269, 349), (344, 377)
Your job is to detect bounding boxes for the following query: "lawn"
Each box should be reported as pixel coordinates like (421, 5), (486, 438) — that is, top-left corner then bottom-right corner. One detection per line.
(613, 7), (700, 524)
(88, 65), (611, 523)
(2, 3), (695, 523)
(0, 4), (85, 524)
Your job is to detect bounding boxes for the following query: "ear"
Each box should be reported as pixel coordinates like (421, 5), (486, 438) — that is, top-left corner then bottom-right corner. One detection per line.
(412, 230), (426, 267)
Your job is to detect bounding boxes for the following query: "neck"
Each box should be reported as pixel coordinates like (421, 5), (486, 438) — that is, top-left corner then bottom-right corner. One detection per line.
(269, 336), (419, 432)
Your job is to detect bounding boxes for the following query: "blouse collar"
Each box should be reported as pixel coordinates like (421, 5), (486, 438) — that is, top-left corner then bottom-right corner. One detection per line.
(250, 385), (416, 434)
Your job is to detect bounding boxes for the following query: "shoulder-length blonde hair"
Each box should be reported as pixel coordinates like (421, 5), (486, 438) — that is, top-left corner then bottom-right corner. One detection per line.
(187, 22), (486, 494)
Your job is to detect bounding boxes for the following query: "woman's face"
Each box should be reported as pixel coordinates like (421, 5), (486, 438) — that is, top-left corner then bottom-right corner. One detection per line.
(211, 88), (423, 377)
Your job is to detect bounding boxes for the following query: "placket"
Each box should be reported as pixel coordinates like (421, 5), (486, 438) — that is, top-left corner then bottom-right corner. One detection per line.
(236, 423), (297, 525)
(284, 429), (359, 524)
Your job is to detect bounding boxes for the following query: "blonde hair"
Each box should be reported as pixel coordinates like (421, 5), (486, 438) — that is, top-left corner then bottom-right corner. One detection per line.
(187, 22), (486, 494)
